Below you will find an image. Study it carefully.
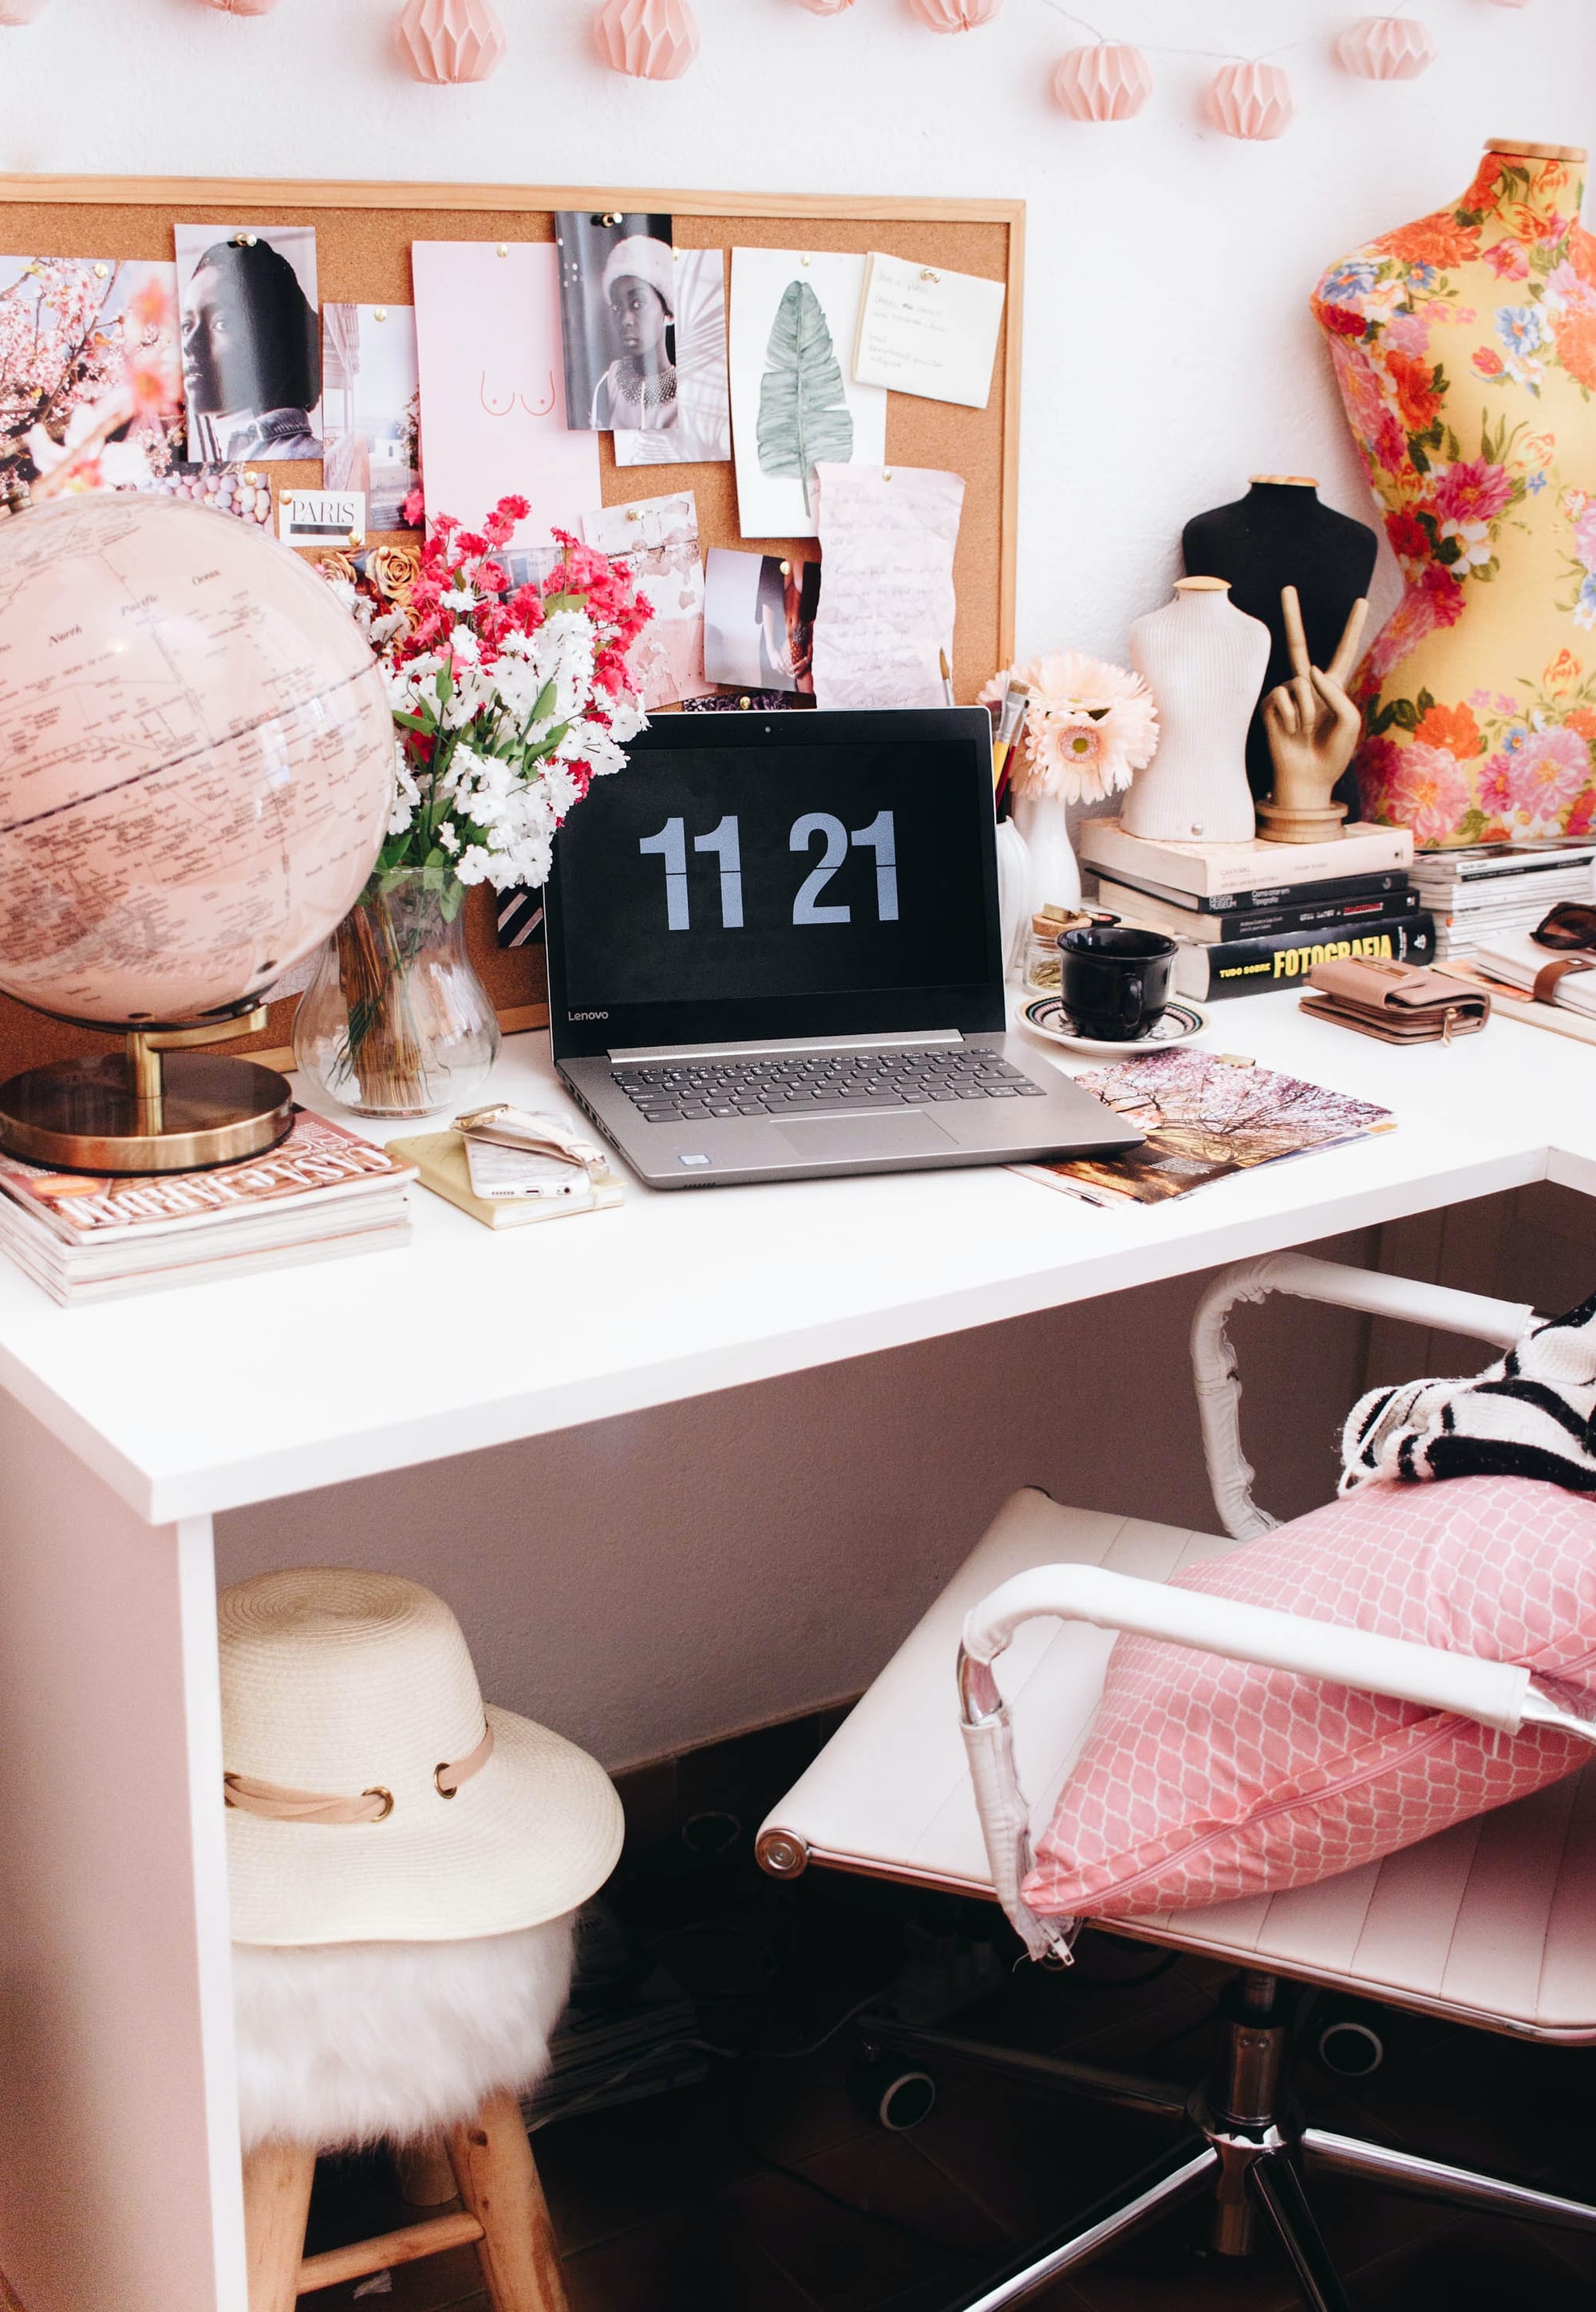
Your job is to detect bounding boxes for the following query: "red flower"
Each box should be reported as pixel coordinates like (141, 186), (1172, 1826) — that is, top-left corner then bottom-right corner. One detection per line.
(1387, 349), (1444, 435)
(1317, 302), (1368, 340)
(401, 486), (425, 528)
(1385, 508), (1430, 563)
(1472, 346), (1506, 379)
(1419, 562), (1468, 630)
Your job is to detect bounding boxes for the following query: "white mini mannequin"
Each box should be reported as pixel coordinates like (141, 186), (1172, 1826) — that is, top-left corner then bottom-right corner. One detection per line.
(1124, 578), (1270, 844)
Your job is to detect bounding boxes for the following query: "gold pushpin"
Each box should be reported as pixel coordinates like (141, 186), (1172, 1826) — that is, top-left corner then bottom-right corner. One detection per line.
(920, 268), (940, 283)
(496, 243), (509, 258)
(373, 306), (388, 322)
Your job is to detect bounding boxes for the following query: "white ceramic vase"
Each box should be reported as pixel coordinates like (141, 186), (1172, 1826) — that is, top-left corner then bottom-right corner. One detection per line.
(1009, 786), (1081, 925)
(1124, 577), (1270, 844)
(993, 817), (1033, 981)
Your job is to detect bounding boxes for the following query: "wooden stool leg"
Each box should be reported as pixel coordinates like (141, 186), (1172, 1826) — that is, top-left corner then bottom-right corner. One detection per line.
(444, 2091), (570, 2312)
(243, 2140), (316, 2312)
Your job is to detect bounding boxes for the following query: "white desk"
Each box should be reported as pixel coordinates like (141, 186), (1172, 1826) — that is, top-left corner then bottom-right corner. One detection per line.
(0, 993), (1592, 2312)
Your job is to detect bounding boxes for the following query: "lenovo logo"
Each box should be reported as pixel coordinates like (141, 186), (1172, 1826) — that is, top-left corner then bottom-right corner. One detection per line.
(568, 1009), (610, 1021)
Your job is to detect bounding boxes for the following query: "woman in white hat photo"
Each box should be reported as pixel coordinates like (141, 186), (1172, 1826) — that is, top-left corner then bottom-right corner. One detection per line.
(589, 232), (680, 433)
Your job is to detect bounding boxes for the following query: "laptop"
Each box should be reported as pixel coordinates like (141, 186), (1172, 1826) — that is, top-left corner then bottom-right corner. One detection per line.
(543, 706), (1143, 1188)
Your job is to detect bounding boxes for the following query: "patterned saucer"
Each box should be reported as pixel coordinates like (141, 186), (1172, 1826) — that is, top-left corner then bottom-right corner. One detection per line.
(1021, 995), (1208, 1057)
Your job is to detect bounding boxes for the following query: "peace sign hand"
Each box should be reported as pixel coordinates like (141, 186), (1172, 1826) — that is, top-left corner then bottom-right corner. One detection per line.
(1262, 587), (1369, 826)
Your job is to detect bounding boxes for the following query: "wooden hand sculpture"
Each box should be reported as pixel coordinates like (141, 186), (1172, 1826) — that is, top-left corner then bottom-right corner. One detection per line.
(1257, 587), (1369, 844)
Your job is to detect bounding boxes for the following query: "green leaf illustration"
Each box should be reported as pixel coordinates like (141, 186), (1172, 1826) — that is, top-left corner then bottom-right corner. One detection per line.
(757, 279), (855, 516)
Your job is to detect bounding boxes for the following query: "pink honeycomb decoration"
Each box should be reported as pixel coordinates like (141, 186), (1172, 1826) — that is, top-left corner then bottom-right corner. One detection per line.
(906, 0), (1005, 30)
(595, 0), (701, 78)
(200, 0), (280, 14)
(1207, 58), (1295, 140)
(1336, 14), (1436, 79)
(1024, 1476), (1596, 1921)
(794, 0), (855, 12)
(0, 0), (53, 21)
(1053, 41), (1153, 121)
(396, 0), (508, 84)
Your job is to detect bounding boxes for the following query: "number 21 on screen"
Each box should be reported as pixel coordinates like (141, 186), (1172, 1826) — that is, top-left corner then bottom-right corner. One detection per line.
(638, 813), (898, 931)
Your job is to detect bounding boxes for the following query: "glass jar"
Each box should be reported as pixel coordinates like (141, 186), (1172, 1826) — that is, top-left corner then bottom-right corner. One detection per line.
(292, 871), (500, 1119)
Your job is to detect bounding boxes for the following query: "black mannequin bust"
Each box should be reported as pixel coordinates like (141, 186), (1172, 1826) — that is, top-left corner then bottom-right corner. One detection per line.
(1183, 477), (1378, 806)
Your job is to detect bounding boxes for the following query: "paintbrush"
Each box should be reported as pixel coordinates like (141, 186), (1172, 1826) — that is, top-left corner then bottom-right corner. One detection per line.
(939, 648), (955, 708)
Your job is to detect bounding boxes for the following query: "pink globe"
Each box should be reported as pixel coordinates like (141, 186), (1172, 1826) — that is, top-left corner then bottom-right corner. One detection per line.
(0, 493), (393, 1026)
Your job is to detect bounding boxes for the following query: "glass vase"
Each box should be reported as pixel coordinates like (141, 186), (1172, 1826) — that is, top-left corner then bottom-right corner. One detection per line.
(292, 871), (500, 1120)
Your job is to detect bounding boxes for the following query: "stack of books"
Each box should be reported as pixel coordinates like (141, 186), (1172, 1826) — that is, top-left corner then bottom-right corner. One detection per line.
(1407, 843), (1596, 963)
(0, 1109), (416, 1304)
(1079, 820), (1424, 1002)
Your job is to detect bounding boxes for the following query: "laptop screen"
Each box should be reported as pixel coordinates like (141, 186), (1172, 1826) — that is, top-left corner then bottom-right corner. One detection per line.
(546, 708), (1004, 1057)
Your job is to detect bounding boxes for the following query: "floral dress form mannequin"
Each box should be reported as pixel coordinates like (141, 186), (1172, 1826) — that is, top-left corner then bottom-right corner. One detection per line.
(1314, 139), (1596, 846)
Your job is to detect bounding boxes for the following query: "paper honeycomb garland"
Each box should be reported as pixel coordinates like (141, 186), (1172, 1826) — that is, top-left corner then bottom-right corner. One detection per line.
(595, 0), (701, 77)
(1336, 14), (1437, 79)
(0, 0), (53, 21)
(200, 0), (281, 14)
(794, 0), (855, 12)
(906, 0), (1005, 30)
(1053, 41), (1153, 121)
(396, 0), (508, 83)
(1207, 59), (1295, 140)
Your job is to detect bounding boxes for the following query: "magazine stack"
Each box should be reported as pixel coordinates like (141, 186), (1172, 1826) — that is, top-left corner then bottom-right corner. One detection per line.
(0, 1110), (417, 1305)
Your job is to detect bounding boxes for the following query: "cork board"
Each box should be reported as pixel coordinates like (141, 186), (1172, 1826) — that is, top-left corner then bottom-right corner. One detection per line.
(0, 175), (1024, 1077)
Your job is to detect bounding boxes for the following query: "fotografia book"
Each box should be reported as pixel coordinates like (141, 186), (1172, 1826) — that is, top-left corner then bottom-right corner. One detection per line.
(1094, 876), (1420, 947)
(1171, 913), (1436, 1002)
(1080, 819), (1414, 899)
(1015, 1051), (1394, 1209)
(0, 1109), (416, 1305)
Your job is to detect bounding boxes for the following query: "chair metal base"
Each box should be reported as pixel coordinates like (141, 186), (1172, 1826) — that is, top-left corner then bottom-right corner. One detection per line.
(858, 1969), (1596, 2312)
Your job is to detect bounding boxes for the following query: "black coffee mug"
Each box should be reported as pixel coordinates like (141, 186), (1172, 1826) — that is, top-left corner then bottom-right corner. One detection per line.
(1058, 924), (1179, 1041)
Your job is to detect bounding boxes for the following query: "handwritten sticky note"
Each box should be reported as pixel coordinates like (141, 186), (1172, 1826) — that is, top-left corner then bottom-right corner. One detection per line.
(811, 463), (964, 712)
(851, 254), (1006, 411)
(412, 241), (600, 550)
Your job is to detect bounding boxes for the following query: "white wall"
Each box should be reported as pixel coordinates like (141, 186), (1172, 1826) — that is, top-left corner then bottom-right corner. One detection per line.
(10, 0), (1590, 1765)
(7, 0), (1592, 666)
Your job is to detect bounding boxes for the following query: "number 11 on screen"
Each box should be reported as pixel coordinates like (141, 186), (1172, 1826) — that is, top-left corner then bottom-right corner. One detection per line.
(638, 812), (898, 932)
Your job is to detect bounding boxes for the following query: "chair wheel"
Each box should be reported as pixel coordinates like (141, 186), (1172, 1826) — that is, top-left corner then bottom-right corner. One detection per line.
(1316, 2000), (1385, 2077)
(848, 2052), (937, 2132)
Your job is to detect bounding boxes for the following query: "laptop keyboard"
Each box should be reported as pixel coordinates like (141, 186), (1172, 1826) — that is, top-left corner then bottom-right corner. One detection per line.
(613, 1048), (1046, 1124)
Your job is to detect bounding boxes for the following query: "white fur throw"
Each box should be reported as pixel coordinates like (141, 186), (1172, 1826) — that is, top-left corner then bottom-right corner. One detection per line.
(232, 1917), (575, 2152)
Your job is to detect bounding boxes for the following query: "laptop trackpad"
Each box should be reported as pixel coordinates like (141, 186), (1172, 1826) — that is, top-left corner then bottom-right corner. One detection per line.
(778, 1112), (957, 1163)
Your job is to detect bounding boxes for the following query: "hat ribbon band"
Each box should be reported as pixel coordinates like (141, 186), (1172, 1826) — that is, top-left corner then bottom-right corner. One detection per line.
(223, 1721), (495, 1824)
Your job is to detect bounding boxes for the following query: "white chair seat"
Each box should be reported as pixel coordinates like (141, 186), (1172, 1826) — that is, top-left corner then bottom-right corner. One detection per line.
(760, 1488), (1596, 2043)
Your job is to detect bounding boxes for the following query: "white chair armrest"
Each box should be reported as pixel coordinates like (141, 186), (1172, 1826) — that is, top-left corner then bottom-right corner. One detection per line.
(1190, 1254), (1539, 1541)
(962, 1562), (1531, 1733)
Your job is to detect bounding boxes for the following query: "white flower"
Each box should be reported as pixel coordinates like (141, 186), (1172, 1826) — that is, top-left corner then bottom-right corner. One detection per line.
(449, 628), (481, 666)
(437, 822), (460, 854)
(441, 584), (476, 614)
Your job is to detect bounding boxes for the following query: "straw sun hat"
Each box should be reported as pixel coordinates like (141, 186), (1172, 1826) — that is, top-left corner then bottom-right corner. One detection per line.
(220, 1568), (624, 1947)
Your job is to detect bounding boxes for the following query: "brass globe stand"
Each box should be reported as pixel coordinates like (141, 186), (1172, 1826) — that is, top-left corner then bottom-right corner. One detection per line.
(0, 1002), (294, 1175)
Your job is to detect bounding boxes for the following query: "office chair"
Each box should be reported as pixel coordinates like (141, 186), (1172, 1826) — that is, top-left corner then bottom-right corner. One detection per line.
(759, 1253), (1596, 2312)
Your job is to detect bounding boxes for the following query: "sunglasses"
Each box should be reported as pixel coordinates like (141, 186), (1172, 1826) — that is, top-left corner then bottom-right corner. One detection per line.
(1531, 902), (1596, 951)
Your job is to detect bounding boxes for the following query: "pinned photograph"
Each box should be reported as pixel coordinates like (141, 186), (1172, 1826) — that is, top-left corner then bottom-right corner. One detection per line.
(614, 250), (732, 468)
(703, 547), (820, 697)
(322, 302), (421, 531)
(583, 492), (713, 711)
(0, 255), (184, 494)
(555, 210), (671, 429)
(174, 222), (322, 462)
(729, 248), (886, 539)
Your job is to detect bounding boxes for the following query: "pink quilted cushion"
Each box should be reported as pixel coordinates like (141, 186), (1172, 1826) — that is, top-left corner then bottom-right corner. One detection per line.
(1023, 1476), (1596, 1921)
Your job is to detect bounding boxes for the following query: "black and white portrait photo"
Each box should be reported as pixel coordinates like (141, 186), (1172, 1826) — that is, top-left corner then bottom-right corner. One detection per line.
(175, 223), (322, 463)
(555, 211), (730, 466)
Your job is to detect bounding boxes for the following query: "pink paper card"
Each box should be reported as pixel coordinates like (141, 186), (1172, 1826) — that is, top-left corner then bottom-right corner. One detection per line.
(411, 242), (601, 550)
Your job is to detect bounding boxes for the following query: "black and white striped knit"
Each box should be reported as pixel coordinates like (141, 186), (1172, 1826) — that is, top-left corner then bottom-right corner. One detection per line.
(1341, 1289), (1596, 1495)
